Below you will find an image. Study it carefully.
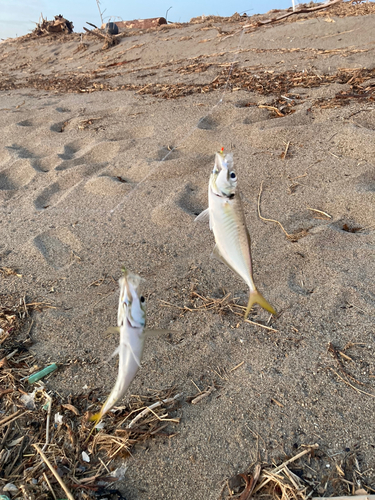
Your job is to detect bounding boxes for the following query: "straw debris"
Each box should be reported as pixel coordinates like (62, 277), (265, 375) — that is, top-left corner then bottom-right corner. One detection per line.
(0, 293), (181, 499)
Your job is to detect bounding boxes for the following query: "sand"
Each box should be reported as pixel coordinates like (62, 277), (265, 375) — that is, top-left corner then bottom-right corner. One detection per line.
(1, 3), (375, 499)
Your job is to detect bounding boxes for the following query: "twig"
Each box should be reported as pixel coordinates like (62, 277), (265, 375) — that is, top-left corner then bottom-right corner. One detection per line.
(43, 472), (57, 500)
(191, 386), (216, 404)
(255, 0), (343, 26)
(33, 444), (75, 500)
(231, 307), (278, 331)
(0, 410), (26, 428)
(254, 443), (319, 493)
(257, 181), (293, 238)
(42, 393), (52, 451)
(230, 361), (244, 372)
(307, 208), (332, 219)
(281, 141), (291, 159)
(127, 393), (182, 428)
(239, 463), (261, 500)
(329, 368), (375, 398)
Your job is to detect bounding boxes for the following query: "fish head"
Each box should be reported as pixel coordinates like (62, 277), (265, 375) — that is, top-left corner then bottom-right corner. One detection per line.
(118, 268), (146, 329)
(210, 149), (237, 197)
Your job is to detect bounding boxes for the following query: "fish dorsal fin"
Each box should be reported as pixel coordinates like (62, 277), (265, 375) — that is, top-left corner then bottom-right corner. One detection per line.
(194, 208), (210, 224)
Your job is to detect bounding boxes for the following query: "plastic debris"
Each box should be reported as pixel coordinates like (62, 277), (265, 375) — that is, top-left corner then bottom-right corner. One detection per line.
(0, 495), (11, 500)
(20, 390), (37, 409)
(54, 412), (63, 425)
(3, 484), (18, 492)
(82, 451), (90, 463)
(109, 463), (127, 481)
(28, 363), (58, 384)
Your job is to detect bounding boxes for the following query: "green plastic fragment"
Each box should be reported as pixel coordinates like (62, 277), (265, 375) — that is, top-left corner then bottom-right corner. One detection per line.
(0, 495), (11, 500)
(28, 363), (58, 384)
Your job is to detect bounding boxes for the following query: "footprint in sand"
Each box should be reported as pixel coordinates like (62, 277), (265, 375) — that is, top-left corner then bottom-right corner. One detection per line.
(34, 164), (105, 209)
(84, 174), (132, 196)
(155, 145), (181, 162)
(151, 183), (204, 227)
(197, 116), (218, 130)
(356, 169), (375, 192)
(33, 228), (82, 270)
(0, 159), (35, 192)
(55, 141), (120, 171)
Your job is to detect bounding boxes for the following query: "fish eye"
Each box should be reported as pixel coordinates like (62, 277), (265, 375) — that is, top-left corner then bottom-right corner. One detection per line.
(140, 296), (145, 303)
(230, 172), (236, 180)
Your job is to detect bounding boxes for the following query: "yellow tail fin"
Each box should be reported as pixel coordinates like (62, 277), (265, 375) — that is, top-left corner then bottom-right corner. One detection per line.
(89, 411), (102, 423)
(84, 411), (103, 444)
(245, 290), (277, 319)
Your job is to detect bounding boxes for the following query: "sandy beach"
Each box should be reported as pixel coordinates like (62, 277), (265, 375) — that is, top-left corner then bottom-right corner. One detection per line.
(1, 2), (375, 499)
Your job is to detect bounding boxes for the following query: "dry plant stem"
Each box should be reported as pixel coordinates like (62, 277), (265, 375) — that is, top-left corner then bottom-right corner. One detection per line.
(282, 141), (291, 159)
(255, 0), (343, 25)
(43, 472), (57, 500)
(254, 444), (319, 493)
(33, 444), (75, 500)
(191, 386), (216, 404)
(257, 182), (293, 238)
(239, 463), (261, 500)
(42, 393), (52, 451)
(0, 410), (26, 428)
(243, 317), (278, 332)
(307, 208), (332, 219)
(127, 393), (182, 428)
(329, 368), (375, 398)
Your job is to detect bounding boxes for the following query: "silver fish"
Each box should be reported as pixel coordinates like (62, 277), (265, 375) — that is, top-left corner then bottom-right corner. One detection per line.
(90, 269), (147, 424)
(196, 149), (276, 319)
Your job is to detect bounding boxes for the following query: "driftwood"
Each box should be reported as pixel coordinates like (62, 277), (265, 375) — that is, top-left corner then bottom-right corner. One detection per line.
(32, 14), (73, 35)
(100, 17), (167, 30)
(83, 26), (120, 49)
(255, 0), (344, 25)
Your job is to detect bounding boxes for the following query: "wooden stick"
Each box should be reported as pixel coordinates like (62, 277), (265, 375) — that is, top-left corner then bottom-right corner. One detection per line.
(191, 386), (216, 405)
(0, 410), (26, 428)
(256, 0), (343, 26)
(43, 472), (57, 500)
(33, 444), (75, 500)
(127, 393), (182, 428)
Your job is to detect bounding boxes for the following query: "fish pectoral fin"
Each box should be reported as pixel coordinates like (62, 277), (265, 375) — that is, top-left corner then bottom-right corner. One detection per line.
(144, 329), (177, 337)
(124, 341), (142, 368)
(110, 346), (120, 358)
(194, 208), (210, 224)
(245, 290), (277, 319)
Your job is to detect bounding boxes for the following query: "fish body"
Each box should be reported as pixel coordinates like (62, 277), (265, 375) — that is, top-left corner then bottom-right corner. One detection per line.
(196, 151), (276, 319)
(90, 270), (146, 424)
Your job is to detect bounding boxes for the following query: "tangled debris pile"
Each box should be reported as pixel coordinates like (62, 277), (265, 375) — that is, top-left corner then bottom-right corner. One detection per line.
(32, 14), (74, 36)
(0, 285), (181, 500)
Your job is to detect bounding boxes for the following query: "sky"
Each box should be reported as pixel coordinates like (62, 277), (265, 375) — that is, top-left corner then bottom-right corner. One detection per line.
(0, 0), (316, 40)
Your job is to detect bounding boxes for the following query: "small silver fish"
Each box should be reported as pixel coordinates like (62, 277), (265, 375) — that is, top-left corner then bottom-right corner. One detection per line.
(90, 269), (147, 424)
(196, 149), (276, 319)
